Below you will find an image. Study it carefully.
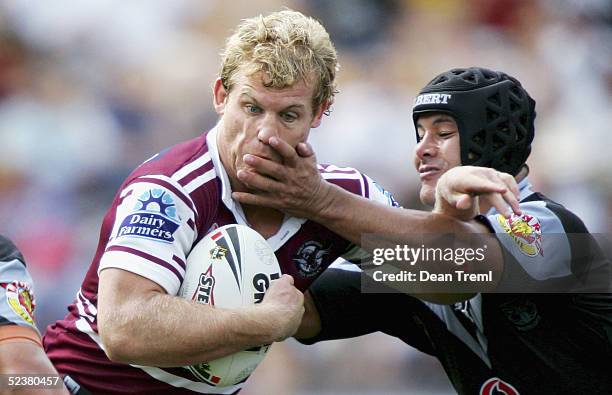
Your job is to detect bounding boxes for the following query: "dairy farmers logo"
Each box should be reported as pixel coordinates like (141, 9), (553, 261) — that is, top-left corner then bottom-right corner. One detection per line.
(117, 189), (180, 243)
(497, 213), (543, 257)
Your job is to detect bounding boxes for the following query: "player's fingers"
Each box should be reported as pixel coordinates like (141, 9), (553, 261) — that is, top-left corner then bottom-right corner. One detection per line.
(501, 188), (522, 216)
(269, 137), (299, 167)
(485, 193), (513, 218)
(492, 171), (521, 215)
(463, 178), (506, 195)
(296, 142), (315, 158)
(237, 169), (283, 192)
(243, 154), (287, 181)
(232, 191), (277, 209)
(455, 194), (475, 210)
(280, 274), (295, 285)
(497, 172), (519, 198)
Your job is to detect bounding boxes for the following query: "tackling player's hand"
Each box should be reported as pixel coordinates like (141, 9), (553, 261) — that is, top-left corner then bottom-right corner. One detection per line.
(260, 274), (305, 342)
(232, 137), (331, 220)
(434, 166), (521, 220)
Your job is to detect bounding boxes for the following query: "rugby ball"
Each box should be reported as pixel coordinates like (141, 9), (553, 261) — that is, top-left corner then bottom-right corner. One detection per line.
(178, 224), (281, 387)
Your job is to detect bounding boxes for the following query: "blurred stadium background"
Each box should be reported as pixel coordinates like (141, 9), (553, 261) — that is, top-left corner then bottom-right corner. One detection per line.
(1, 0), (611, 394)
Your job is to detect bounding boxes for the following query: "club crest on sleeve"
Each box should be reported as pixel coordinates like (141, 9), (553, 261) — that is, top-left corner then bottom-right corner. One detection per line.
(497, 213), (543, 257)
(293, 241), (331, 278)
(117, 189), (181, 243)
(3, 281), (35, 325)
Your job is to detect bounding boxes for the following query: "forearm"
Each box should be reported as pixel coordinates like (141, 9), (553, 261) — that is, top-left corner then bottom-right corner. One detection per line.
(293, 291), (321, 340)
(314, 183), (475, 247)
(314, 185), (501, 304)
(100, 291), (276, 367)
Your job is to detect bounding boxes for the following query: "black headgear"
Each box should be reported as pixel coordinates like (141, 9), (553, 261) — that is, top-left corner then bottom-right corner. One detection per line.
(412, 67), (536, 175)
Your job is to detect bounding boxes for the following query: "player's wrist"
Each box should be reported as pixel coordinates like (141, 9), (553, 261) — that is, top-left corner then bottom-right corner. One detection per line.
(231, 304), (283, 345)
(308, 181), (341, 223)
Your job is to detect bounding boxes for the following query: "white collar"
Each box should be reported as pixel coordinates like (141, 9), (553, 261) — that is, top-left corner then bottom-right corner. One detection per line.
(206, 126), (240, 216)
(206, 125), (307, 250)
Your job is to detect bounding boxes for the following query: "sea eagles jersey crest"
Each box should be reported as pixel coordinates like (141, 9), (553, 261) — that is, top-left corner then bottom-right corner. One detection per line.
(293, 240), (332, 278)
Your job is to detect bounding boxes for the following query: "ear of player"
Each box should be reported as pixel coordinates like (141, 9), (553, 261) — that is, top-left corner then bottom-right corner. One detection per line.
(178, 224), (281, 387)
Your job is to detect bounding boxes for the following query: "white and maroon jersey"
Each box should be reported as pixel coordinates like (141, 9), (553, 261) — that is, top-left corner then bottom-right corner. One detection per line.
(0, 235), (37, 331)
(43, 127), (398, 395)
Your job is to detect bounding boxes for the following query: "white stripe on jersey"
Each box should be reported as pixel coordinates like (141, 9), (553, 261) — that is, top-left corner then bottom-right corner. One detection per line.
(99, 250), (184, 295)
(318, 164), (358, 173)
(120, 188), (132, 199)
(133, 366), (244, 394)
(183, 168), (216, 194)
(359, 175), (366, 197)
(75, 316), (106, 351)
(321, 172), (363, 180)
(318, 165), (374, 198)
(328, 259), (362, 272)
(76, 290), (96, 323)
(171, 152), (212, 182)
(80, 290), (98, 315)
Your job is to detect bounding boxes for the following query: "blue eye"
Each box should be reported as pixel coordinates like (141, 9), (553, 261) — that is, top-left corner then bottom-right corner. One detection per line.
(246, 104), (261, 114)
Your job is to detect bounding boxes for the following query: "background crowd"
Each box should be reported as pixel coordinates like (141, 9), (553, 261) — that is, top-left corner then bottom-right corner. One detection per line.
(1, 1), (611, 394)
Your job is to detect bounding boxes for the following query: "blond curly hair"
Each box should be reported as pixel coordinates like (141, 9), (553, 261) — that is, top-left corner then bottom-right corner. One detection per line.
(220, 9), (339, 114)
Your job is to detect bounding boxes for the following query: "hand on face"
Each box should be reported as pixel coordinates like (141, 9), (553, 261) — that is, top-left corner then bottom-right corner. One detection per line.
(232, 137), (331, 219)
(214, 71), (326, 194)
(433, 166), (522, 220)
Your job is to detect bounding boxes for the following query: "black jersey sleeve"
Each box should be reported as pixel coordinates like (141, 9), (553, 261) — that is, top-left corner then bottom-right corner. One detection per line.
(300, 266), (438, 356)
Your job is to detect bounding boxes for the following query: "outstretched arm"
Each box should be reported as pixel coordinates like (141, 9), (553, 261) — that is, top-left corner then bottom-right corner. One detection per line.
(234, 138), (521, 303)
(233, 137), (519, 244)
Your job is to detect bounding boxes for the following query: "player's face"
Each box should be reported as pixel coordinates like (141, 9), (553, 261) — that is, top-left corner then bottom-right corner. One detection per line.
(213, 70), (325, 192)
(413, 113), (462, 206)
